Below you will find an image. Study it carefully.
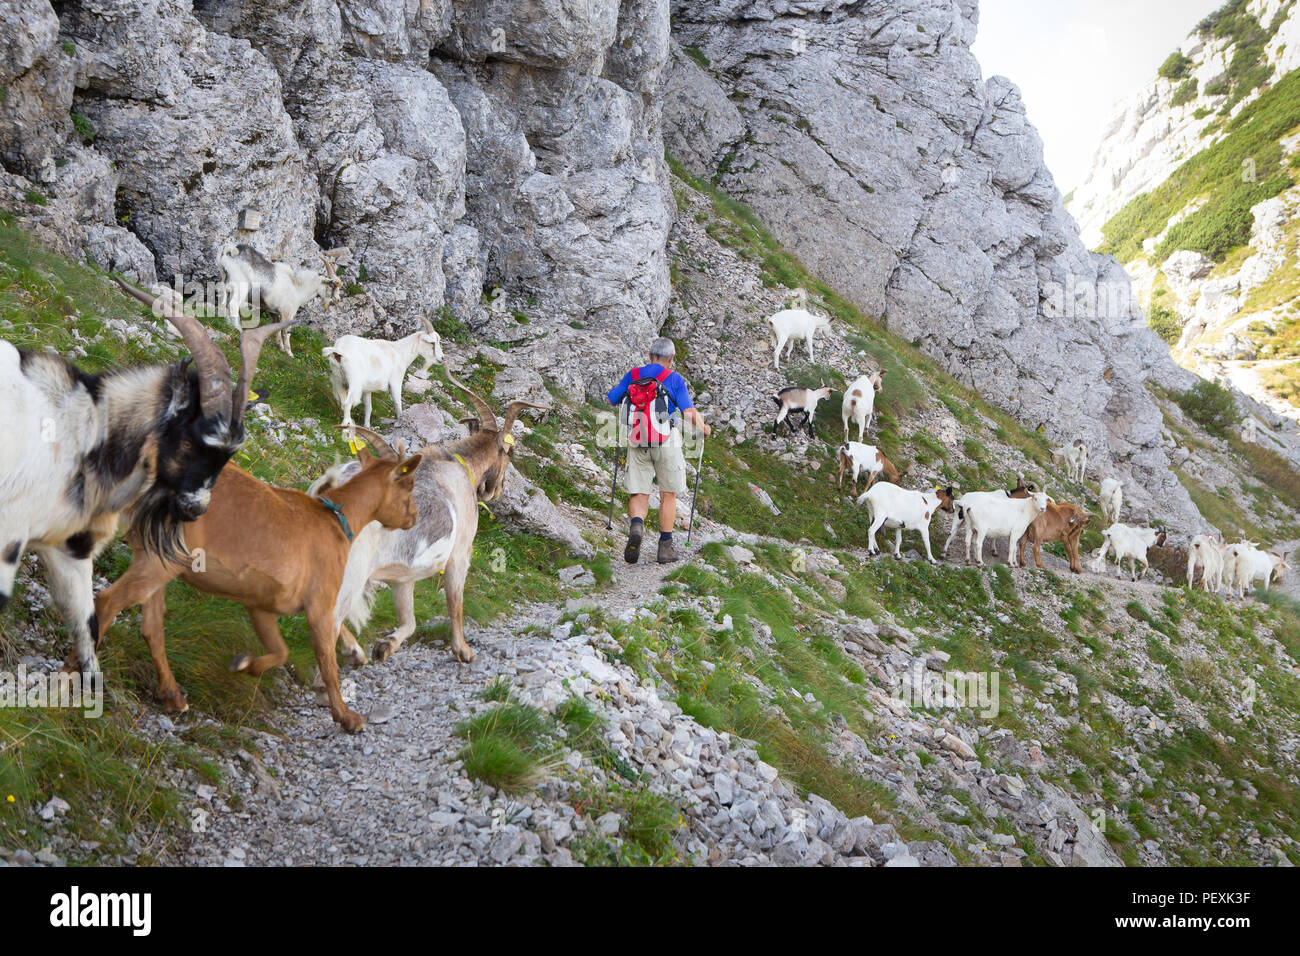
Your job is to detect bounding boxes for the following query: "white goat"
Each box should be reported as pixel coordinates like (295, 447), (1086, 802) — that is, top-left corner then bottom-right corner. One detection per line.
(768, 308), (831, 371)
(856, 483), (955, 564)
(841, 370), (886, 440)
(323, 319), (444, 428)
(836, 442), (901, 495)
(1053, 439), (1088, 482)
(1091, 523), (1166, 580)
(1186, 534), (1225, 593)
(218, 243), (345, 358)
(1224, 543), (1288, 598)
(1098, 477), (1123, 527)
(954, 489), (1049, 567)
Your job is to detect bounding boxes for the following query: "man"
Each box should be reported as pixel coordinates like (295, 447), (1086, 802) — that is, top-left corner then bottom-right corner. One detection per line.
(608, 337), (710, 564)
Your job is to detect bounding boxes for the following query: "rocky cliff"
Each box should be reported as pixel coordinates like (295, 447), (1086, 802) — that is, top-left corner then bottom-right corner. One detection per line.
(0, 0), (673, 372)
(1066, 0), (1300, 431)
(661, 0), (1201, 527)
(1, 0), (1208, 528)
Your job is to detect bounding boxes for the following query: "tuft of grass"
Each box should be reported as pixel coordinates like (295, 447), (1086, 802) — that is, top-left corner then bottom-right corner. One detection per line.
(455, 703), (557, 794)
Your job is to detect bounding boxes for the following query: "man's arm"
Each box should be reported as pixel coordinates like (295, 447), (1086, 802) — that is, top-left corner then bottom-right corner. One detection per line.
(608, 370), (633, 406)
(684, 406), (711, 437)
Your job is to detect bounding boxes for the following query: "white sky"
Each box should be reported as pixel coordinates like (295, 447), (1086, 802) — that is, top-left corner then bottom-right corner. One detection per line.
(971, 0), (1224, 193)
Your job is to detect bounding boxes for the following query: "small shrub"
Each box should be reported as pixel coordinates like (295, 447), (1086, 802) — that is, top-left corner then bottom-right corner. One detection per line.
(1158, 51), (1194, 80)
(71, 112), (94, 144)
(1174, 379), (1243, 437)
(1171, 78), (1199, 108)
(1147, 299), (1182, 344)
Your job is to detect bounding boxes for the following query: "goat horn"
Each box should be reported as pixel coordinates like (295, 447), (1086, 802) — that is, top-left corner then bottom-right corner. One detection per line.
(335, 425), (397, 459)
(420, 314), (436, 336)
(446, 372), (498, 432)
(502, 399), (549, 438)
(115, 275), (235, 422)
(230, 319), (292, 431)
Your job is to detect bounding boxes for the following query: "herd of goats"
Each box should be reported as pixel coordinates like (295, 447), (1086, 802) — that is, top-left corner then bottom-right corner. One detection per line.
(762, 305), (1291, 598)
(0, 239), (1291, 734)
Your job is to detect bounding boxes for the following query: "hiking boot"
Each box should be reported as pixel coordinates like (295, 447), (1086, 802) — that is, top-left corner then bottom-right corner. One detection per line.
(624, 524), (643, 564)
(657, 537), (681, 564)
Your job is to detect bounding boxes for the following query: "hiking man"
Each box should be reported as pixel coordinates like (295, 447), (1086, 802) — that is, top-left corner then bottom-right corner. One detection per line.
(608, 337), (710, 564)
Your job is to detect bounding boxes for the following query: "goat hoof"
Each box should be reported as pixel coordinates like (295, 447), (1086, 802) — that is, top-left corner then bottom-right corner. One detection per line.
(452, 643), (476, 664)
(347, 645), (368, 667)
(372, 639), (396, 664)
(229, 654), (254, 673)
(338, 710), (366, 734)
(159, 689), (189, 713)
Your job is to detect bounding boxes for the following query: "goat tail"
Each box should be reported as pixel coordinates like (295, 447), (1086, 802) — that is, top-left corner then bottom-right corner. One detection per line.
(344, 582), (380, 633)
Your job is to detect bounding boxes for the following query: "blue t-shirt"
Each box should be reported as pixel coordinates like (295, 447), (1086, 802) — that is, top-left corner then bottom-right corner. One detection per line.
(608, 364), (694, 415)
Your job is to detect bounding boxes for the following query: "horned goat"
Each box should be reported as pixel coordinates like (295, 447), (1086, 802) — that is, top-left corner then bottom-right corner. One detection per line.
(771, 384), (832, 438)
(1, 279), (286, 682)
(91, 430), (422, 732)
(323, 319), (444, 428)
(1052, 439), (1088, 482)
(311, 375), (547, 666)
(218, 243), (345, 358)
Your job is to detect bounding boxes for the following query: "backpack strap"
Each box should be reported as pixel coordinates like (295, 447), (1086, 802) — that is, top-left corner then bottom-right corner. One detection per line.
(654, 368), (672, 384)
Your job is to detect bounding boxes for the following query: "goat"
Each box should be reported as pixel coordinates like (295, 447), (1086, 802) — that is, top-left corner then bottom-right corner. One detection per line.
(1098, 477), (1123, 527)
(1052, 439), (1088, 482)
(836, 442), (900, 495)
(1186, 533), (1225, 593)
(841, 370), (886, 441)
(323, 319), (444, 428)
(1, 278), (286, 682)
(218, 243), (345, 358)
(91, 430), (423, 732)
(942, 474), (1036, 559)
(312, 376), (547, 666)
(1018, 501), (1090, 573)
(1091, 523), (1166, 580)
(856, 482), (955, 564)
(771, 384), (832, 437)
(955, 489), (1049, 567)
(768, 308), (831, 371)
(1224, 542), (1288, 598)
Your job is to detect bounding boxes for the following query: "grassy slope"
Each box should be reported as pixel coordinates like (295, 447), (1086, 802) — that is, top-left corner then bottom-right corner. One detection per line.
(3, 152), (1300, 865)
(0, 214), (604, 858)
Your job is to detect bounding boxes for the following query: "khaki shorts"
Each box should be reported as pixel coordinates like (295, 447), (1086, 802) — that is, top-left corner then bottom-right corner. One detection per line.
(625, 442), (688, 495)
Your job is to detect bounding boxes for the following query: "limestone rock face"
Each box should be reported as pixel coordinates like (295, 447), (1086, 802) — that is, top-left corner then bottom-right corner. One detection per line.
(0, 0), (672, 349)
(662, 0), (1201, 527)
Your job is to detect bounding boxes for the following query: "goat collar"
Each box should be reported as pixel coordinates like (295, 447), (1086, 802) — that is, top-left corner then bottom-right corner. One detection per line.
(453, 452), (476, 488)
(317, 496), (354, 542)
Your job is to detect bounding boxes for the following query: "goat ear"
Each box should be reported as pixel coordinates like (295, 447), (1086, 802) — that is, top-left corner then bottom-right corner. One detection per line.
(356, 446), (374, 466)
(393, 454), (422, 478)
(460, 416), (481, 435)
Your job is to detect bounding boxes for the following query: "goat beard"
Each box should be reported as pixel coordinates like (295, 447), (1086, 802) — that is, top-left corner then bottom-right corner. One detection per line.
(128, 486), (191, 567)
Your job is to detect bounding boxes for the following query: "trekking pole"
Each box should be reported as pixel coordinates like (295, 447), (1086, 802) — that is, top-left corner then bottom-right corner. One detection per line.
(605, 401), (625, 530)
(686, 429), (706, 548)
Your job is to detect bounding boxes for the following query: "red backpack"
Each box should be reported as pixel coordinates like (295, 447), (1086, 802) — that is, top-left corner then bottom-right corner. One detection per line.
(625, 367), (674, 447)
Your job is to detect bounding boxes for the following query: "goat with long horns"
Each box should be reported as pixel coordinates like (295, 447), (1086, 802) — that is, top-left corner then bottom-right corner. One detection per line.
(0, 277), (287, 681)
(310, 374), (547, 667)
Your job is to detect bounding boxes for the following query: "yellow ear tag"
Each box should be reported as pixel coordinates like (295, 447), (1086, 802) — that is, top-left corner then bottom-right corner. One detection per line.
(348, 438), (362, 454)
(248, 388), (259, 403)
(503, 433), (516, 446)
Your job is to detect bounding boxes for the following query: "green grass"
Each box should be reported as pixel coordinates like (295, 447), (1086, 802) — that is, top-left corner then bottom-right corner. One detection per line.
(455, 702), (558, 794)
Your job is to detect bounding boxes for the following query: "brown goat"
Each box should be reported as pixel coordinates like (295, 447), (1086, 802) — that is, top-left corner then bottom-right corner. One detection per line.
(92, 435), (422, 732)
(836, 442), (901, 495)
(1018, 501), (1090, 573)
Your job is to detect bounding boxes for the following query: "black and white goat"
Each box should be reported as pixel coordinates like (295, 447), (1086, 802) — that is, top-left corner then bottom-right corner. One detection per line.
(771, 384), (832, 437)
(0, 279), (286, 680)
(218, 243), (345, 358)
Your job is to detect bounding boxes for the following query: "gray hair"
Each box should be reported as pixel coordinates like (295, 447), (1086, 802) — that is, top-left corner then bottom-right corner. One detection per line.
(649, 337), (676, 360)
